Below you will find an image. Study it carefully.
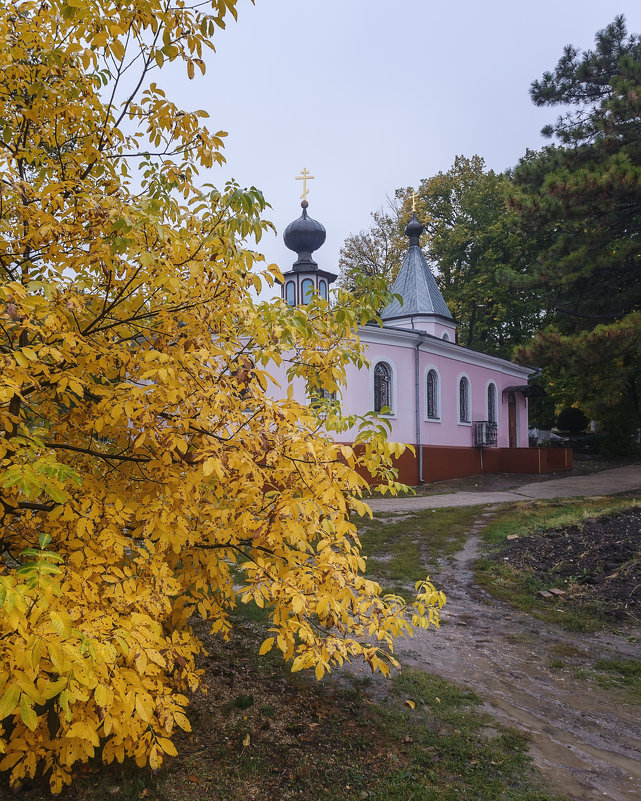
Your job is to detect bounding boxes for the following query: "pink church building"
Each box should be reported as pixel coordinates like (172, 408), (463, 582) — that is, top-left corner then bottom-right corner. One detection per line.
(274, 200), (572, 484)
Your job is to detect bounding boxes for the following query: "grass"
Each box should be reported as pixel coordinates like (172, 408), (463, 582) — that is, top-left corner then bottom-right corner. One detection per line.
(40, 660), (564, 801)
(480, 497), (637, 547)
(357, 507), (482, 594)
(22, 498), (631, 800)
(12, 605), (567, 801)
(573, 659), (641, 704)
(591, 659), (641, 700)
(545, 642), (641, 704)
(474, 497), (640, 631)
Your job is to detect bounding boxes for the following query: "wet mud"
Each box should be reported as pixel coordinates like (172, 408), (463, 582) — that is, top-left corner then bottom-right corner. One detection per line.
(394, 511), (641, 801)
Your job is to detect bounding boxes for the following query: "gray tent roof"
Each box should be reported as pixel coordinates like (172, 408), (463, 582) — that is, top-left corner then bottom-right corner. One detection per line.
(382, 244), (453, 320)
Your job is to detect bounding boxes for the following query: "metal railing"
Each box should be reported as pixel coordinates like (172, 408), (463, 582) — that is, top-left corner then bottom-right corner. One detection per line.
(472, 420), (498, 447)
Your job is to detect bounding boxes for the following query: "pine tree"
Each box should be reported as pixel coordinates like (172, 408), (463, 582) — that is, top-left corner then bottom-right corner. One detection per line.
(513, 15), (641, 444)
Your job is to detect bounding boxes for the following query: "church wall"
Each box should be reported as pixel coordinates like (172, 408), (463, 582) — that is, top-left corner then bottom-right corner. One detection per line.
(259, 318), (571, 485)
(271, 197), (565, 484)
(360, 446), (573, 486)
(338, 330), (532, 450)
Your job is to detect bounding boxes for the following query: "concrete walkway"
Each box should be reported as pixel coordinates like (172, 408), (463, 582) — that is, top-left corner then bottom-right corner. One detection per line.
(367, 464), (641, 513)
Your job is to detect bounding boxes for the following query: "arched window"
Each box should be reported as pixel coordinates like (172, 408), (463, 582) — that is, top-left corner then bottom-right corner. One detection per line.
(318, 279), (327, 300)
(459, 376), (470, 423)
(309, 386), (336, 413)
(301, 278), (314, 304)
(426, 369), (439, 419)
(442, 332), (450, 341)
(285, 281), (296, 306)
(374, 362), (392, 413)
(487, 382), (497, 424)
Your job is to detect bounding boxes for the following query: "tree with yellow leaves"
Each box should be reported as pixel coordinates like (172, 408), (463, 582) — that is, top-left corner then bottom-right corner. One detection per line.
(0, 0), (444, 792)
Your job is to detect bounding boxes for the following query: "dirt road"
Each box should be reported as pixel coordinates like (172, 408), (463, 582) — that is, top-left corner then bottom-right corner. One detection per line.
(393, 510), (641, 801)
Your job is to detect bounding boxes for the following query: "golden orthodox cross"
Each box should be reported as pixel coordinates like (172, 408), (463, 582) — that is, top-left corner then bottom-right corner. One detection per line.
(296, 168), (315, 201)
(411, 191), (418, 212)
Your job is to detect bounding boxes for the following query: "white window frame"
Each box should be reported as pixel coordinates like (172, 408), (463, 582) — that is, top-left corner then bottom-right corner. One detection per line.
(457, 373), (472, 425)
(285, 280), (296, 306)
(486, 380), (498, 425)
(301, 278), (314, 304)
(424, 365), (441, 422)
(371, 358), (397, 417)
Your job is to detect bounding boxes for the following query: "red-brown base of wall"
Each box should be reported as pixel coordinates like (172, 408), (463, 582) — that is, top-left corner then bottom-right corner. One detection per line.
(354, 445), (573, 486)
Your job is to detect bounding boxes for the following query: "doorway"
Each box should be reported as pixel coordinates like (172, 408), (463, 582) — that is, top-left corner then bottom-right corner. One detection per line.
(508, 392), (517, 448)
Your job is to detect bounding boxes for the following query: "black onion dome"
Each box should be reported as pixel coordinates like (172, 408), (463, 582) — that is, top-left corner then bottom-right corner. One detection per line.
(405, 212), (423, 246)
(283, 201), (326, 269)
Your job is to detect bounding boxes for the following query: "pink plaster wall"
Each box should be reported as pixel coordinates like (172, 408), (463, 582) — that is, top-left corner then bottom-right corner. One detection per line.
(338, 337), (530, 448)
(264, 330), (532, 450)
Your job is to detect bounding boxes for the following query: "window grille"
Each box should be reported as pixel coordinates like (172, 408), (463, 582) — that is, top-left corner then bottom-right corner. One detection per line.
(473, 421), (498, 447)
(427, 369), (438, 419)
(374, 362), (391, 413)
(459, 376), (470, 422)
(309, 386), (337, 415)
(487, 383), (497, 424)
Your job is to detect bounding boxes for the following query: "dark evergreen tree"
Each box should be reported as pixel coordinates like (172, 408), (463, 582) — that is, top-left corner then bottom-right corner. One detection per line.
(417, 156), (543, 358)
(513, 16), (641, 447)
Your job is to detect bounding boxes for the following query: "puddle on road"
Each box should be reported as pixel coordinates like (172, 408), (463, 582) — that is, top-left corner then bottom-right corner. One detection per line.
(395, 519), (641, 801)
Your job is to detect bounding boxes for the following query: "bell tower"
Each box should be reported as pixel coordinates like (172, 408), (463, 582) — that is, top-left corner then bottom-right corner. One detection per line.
(281, 169), (336, 305)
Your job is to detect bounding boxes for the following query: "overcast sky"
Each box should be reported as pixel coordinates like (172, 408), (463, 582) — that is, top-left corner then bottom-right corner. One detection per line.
(168, 1), (641, 297)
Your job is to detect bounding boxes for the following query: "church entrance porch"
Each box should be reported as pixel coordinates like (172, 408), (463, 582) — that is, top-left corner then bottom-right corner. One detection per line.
(508, 393), (517, 447)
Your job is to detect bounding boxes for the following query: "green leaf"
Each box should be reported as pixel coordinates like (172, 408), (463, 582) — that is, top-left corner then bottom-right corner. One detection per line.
(44, 484), (67, 504)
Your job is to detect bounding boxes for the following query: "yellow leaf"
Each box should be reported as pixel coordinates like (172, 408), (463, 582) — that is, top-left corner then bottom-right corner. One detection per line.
(110, 39), (125, 61)
(146, 649), (166, 668)
(202, 458), (219, 477)
(242, 733), (250, 747)
(258, 637), (274, 656)
(148, 744), (162, 771)
(405, 699), (415, 710)
(43, 677), (67, 700)
(94, 684), (108, 707)
(157, 737), (178, 756)
(174, 711), (192, 732)
(316, 598), (330, 618)
(20, 696), (38, 731)
(0, 684), (20, 720)
(14, 671), (42, 703)
(50, 610), (72, 638)
(135, 695), (152, 723)
(135, 651), (148, 674)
